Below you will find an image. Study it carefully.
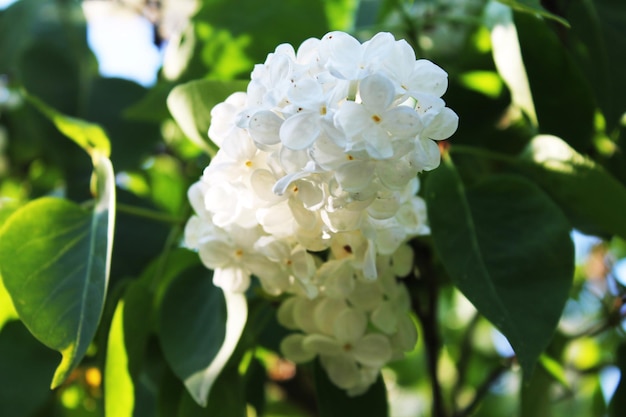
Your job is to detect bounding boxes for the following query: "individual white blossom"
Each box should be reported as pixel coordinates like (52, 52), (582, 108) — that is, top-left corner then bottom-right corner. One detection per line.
(184, 30), (457, 395)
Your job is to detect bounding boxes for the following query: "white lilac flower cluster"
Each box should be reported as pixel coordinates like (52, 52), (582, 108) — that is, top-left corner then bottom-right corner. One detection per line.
(184, 31), (458, 395)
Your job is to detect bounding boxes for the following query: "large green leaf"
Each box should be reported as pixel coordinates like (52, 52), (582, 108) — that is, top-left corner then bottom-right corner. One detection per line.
(425, 157), (574, 375)
(514, 12), (595, 153)
(517, 135), (626, 239)
(158, 264), (248, 406)
(565, 0), (626, 133)
(0, 154), (115, 387)
(314, 360), (388, 417)
(167, 79), (248, 155)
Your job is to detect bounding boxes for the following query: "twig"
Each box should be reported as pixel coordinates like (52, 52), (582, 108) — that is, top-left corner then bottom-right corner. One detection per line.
(116, 202), (184, 224)
(410, 239), (447, 417)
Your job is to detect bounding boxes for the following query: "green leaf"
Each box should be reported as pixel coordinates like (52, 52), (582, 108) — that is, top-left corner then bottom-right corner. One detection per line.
(194, 0), (328, 69)
(105, 299), (135, 417)
(517, 135), (626, 239)
(565, 0), (626, 132)
(104, 280), (154, 417)
(25, 92), (112, 157)
(515, 11), (595, 153)
(158, 264), (248, 406)
(0, 274), (17, 332)
(486, 2), (537, 126)
(425, 157), (574, 375)
(167, 79), (248, 155)
(0, 205), (19, 332)
(314, 360), (388, 417)
(496, 0), (570, 27)
(0, 155), (115, 388)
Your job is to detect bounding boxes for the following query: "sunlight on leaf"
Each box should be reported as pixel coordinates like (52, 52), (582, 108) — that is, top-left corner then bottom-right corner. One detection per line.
(520, 135), (626, 239)
(458, 71), (504, 99)
(0, 274), (17, 331)
(24, 92), (111, 157)
(486, 1), (537, 126)
(104, 300), (134, 417)
(0, 155), (115, 388)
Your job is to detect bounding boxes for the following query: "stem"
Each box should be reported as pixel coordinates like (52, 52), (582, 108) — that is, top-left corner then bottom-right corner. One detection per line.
(410, 239), (447, 417)
(116, 202), (184, 224)
(148, 204), (190, 292)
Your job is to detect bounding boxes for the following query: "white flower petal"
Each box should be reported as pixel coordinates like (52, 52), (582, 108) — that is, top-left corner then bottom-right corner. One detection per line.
(314, 298), (348, 335)
(212, 266), (251, 293)
(422, 107), (459, 140)
(382, 106), (422, 137)
(334, 160), (375, 192)
(289, 246), (316, 281)
(336, 101), (369, 138)
(333, 308), (367, 344)
(293, 297), (321, 334)
(281, 334), (316, 363)
(371, 301), (398, 334)
(248, 110), (283, 146)
(359, 74), (395, 113)
(277, 297), (299, 330)
(280, 112), (321, 150)
(303, 334), (343, 356)
(321, 354), (360, 389)
(198, 238), (233, 268)
(391, 315), (418, 353)
(352, 333), (393, 368)
(412, 138), (441, 171)
(320, 31), (363, 80)
(391, 244), (414, 277)
(376, 157), (418, 191)
(411, 60), (449, 97)
(287, 78), (323, 106)
(348, 281), (384, 312)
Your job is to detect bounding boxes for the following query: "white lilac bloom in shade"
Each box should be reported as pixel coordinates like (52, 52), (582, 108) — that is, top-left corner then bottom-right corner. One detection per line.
(184, 31), (458, 394)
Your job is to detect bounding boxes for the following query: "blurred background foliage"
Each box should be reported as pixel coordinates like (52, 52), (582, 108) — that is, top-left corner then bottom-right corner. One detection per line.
(1, 0), (626, 416)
